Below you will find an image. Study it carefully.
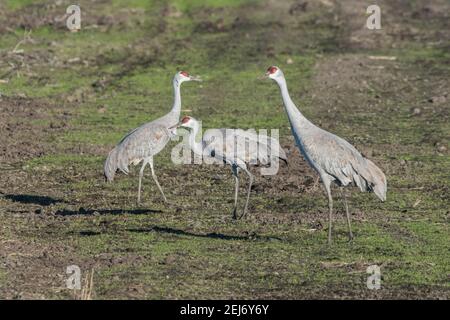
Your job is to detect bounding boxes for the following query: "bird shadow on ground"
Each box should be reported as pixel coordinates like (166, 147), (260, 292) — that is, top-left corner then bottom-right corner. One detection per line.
(1, 193), (64, 206)
(128, 226), (283, 242)
(55, 208), (162, 216)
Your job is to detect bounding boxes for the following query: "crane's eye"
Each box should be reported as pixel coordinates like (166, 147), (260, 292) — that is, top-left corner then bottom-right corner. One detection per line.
(181, 116), (190, 124)
(180, 71), (189, 77)
(268, 66), (277, 74)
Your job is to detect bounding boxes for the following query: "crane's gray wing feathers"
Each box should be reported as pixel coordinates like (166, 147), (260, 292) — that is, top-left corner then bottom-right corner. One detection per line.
(104, 123), (171, 182)
(305, 130), (386, 201)
(240, 130), (287, 164)
(203, 128), (287, 165)
(104, 146), (119, 182)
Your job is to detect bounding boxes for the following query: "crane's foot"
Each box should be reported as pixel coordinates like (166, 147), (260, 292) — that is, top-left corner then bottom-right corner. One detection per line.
(327, 234), (332, 246)
(348, 233), (354, 243)
(238, 210), (248, 220)
(232, 208), (238, 220)
(307, 176), (320, 193)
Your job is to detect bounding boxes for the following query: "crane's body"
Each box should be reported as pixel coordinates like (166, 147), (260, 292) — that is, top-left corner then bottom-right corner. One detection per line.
(174, 116), (287, 219)
(104, 71), (201, 203)
(266, 66), (386, 243)
(202, 128), (285, 166)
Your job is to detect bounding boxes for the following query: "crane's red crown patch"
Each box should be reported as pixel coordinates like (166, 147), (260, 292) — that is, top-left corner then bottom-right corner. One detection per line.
(180, 71), (189, 77)
(181, 116), (191, 124)
(267, 66), (278, 74)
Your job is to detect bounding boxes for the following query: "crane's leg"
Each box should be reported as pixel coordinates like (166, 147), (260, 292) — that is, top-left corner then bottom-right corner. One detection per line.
(137, 159), (148, 204)
(308, 175), (320, 193)
(339, 188), (354, 242)
(322, 178), (333, 245)
(231, 165), (239, 220)
(148, 157), (167, 203)
(240, 166), (253, 219)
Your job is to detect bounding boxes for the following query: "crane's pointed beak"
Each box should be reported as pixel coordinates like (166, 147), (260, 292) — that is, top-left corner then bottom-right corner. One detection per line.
(189, 75), (202, 82)
(258, 72), (270, 80)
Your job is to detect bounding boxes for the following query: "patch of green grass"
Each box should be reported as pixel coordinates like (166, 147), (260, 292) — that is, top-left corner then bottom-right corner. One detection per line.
(111, 0), (153, 9)
(172, 0), (256, 12)
(389, 46), (450, 72)
(26, 154), (103, 169)
(4, 0), (37, 10)
(1, 69), (95, 98)
(60, 213), (448, 299)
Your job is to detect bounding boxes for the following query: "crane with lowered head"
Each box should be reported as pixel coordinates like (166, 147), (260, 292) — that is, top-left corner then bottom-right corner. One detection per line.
(171, 116), (287, 219)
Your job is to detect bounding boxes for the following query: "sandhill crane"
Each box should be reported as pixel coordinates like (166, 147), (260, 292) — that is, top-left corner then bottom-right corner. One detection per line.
(171, 116), (287, 219)
(104, 71), (201, 204)
(264, 66), (386, 244)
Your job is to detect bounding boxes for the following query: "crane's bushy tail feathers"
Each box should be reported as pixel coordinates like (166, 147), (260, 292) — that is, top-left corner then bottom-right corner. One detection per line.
(365, 159), (387, 201)
(280, 156), (288, 166)
(279, 147), (288, 166)
(348, 158), (386, 202)
(104, 145), (135, 182)
(104, 147), (119, 182)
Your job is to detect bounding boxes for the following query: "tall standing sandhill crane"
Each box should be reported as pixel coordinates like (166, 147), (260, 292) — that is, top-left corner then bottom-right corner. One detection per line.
(264, 66), (386, 244)
(172, 116), (287, 219)
(104, 71), (201, 204)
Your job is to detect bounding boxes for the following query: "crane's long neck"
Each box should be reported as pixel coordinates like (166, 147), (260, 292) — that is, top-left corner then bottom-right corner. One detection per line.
(275, 75), (319, 172)
(187, 123), (203, 156)
(171, 80), (182, 115)
(276, 76), (310, 128)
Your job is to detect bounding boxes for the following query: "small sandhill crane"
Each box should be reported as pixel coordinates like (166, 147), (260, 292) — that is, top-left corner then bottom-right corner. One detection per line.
(172, 116), (287, 219)
(265, 66), (387, 244)
(104, 71), (201, 204)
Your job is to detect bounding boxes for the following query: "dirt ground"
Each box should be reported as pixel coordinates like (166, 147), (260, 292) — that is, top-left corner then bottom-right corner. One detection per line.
(0, 0), (449, 299)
